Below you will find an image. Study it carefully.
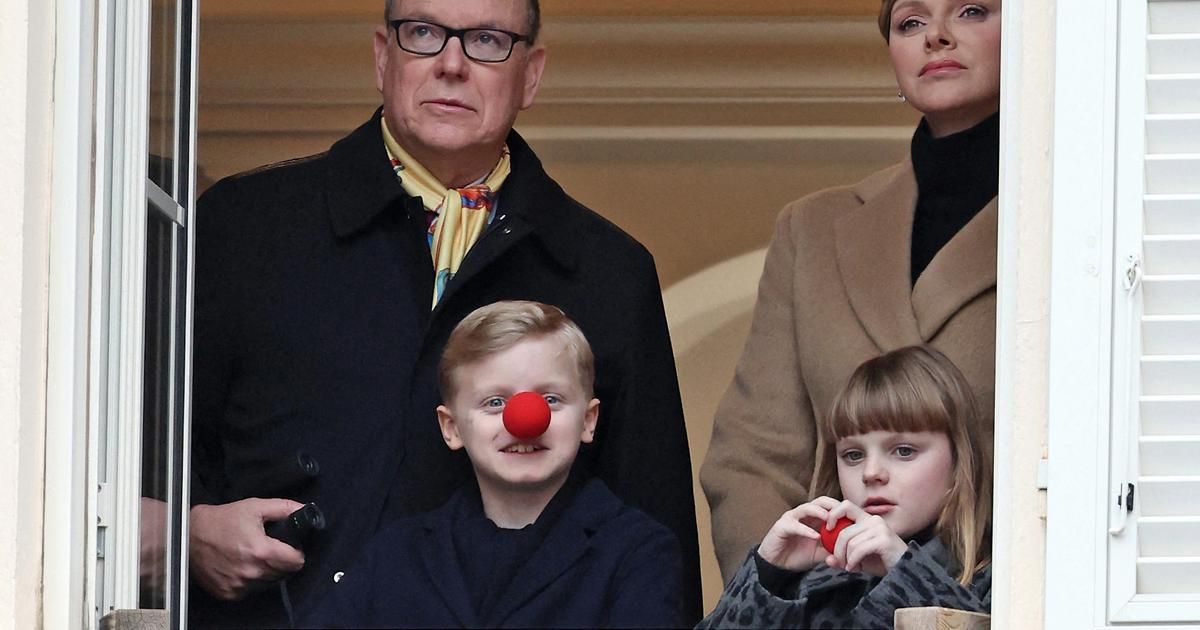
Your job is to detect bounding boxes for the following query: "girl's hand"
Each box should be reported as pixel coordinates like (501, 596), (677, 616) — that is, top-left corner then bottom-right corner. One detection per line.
(757, 496), (842, 572)
(823, 500), (909, 577)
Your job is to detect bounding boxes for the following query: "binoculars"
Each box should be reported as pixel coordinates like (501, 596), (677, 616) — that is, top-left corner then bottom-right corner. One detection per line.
(265, 502), (326, 550)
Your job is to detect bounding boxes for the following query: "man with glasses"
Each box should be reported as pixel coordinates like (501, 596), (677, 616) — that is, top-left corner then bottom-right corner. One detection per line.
(188, 0), (701, 626)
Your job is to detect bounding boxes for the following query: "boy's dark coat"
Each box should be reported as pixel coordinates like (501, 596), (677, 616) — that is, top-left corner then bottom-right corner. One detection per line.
(302, 478), (683, 628)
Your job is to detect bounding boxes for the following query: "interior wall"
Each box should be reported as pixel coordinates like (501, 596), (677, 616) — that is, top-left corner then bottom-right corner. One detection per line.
(993, 0), (1055, 626)
(1, 0), (53, 627)
(196, 0), (917, 610)
(661, 249), (765, 605)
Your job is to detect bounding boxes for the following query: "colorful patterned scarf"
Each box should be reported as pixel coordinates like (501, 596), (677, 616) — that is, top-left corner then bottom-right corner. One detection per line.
(381, 118), (511, 307)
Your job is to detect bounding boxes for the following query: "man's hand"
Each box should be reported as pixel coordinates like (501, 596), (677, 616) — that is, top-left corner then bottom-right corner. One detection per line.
(189, 498), (307, 600)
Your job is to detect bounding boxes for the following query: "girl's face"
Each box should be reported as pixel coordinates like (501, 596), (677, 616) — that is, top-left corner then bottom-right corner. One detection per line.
(835, 430), (955, 539)
(886, 0), (1002, 137)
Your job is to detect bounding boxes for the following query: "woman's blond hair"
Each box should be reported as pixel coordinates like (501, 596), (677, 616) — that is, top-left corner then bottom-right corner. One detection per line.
(811, 345), (992, 584)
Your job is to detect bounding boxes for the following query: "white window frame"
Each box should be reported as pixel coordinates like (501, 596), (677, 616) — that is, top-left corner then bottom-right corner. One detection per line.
(1040, 0), (1120, 624)
(42, 0), (198, 627)
(1042, 0), (1200, 627)
(1041, 0), (1125, 626)
(43, 0), (99, 628)
(990, 2), (1022, 628)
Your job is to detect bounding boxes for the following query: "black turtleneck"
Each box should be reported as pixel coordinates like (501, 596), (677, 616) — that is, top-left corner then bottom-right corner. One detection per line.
(909, 112), (1000, 286)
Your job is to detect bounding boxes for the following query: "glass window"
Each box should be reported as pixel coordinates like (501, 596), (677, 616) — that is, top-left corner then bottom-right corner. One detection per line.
(149, 0), (179, 197)
(93, 0), (196, 625)
(139, 203), (180, 610)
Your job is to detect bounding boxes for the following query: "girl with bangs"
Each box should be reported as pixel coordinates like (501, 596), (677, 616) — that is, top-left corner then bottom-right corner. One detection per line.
(699, 345), (991, 629)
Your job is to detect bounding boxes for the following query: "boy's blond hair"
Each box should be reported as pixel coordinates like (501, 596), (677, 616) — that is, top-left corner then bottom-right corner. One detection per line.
(439, 301), (595, 402)
(812, 345), (992, 585)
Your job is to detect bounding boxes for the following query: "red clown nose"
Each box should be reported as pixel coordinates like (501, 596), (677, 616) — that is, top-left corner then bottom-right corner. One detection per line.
(503, 391), (552, 440)
(819, 517), (854, 554)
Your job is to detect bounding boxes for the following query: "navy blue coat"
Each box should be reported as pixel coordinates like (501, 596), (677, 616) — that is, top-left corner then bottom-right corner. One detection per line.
(189, 110), (700, 627)
(302, 478), (682, 628)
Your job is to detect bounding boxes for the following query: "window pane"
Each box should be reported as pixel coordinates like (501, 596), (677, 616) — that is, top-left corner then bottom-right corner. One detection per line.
(140, 207), (177, 609)
(148, 0), (178, 196)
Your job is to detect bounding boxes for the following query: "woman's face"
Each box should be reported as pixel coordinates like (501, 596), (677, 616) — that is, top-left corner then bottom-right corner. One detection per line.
(887, 0), (1002, 137)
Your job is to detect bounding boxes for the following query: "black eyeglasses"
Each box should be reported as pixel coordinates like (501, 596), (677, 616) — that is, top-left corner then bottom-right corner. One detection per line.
(388, 19), (531, 63)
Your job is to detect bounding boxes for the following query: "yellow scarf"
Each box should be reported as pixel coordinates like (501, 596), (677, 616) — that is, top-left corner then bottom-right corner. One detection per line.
(381, 118), (511, 307)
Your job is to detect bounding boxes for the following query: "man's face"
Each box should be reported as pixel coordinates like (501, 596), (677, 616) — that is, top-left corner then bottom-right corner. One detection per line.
(437, 335), (599, 500)
(373, 0), (545, 171)
(835, 430), (955, 539)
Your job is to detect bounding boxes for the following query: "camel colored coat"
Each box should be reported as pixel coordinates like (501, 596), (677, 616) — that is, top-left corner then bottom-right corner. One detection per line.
(699, 160), (997, 580)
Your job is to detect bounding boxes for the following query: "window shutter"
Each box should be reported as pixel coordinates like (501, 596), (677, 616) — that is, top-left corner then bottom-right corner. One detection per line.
(1109, 0), (1200, 622)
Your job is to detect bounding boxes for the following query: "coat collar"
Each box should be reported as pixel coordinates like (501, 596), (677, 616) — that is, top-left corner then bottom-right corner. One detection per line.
(417, 478), (619, 625)
(834, 160), (996, 350)
(428, 130), (582, 313)
(497, 130), (583, 274)
(323, 109), (579, 273)
(323, 110), (409, 238)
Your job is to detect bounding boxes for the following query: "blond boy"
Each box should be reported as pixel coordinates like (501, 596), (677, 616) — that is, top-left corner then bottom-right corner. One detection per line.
(305, 301), (682, 628)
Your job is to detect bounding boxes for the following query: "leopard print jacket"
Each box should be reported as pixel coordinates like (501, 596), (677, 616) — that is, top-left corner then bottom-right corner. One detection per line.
(697, 537), (990, 629)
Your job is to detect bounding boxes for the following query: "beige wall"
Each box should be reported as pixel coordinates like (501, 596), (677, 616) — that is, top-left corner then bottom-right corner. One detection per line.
(991, 0), (1055, 626)
(195, 7), (917, 287)
(661, 250), (765, 606)
(0, 0), (53, 628)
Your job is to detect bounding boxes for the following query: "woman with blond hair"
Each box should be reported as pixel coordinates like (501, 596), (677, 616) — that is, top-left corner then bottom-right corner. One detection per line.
(702, 0), (1001, 580)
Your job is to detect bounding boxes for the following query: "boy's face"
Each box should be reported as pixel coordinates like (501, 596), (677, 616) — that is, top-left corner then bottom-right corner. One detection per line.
(437, 334), (599, 499)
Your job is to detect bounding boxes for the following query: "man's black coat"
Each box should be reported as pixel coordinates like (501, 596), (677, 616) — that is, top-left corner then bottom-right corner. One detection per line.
(190, 111), (701, 627)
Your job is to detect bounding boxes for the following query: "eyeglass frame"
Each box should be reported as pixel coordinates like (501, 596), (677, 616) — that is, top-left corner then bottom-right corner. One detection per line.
(387, 19), (532, 64)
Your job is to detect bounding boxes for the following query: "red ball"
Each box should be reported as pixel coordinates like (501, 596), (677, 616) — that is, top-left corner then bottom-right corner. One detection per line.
(819, 517), (854, 554)
(502, 391), (552, 439)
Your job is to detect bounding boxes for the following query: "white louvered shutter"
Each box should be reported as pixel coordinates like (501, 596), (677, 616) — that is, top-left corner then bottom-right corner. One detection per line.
(1108, 0), (1200, 622)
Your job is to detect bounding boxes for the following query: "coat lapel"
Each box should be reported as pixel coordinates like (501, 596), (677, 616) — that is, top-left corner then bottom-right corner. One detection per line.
(418, 507), (479, 627)
(834, 163), (923, 351)
(910, 197), (997, 340)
